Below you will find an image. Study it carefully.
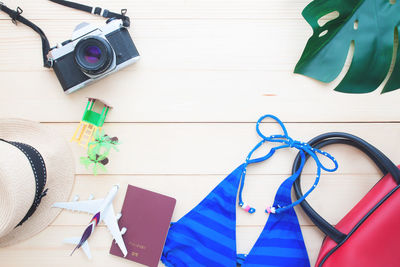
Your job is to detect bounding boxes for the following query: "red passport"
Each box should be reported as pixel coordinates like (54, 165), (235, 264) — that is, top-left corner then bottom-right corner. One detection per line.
(110, 185), (176, 267)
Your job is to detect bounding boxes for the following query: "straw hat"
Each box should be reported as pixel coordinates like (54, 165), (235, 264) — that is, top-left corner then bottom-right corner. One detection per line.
(0, 118), (75, 247)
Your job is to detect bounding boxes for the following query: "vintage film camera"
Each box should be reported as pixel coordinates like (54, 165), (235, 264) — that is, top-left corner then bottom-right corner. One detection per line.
(49, 18), (140, 94)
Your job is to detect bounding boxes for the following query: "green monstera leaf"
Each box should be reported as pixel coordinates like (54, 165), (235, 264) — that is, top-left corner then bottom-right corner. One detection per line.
(295, 0), (400, 93)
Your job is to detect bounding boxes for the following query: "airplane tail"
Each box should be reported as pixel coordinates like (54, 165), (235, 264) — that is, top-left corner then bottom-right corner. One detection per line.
(64, 237), (92, 259)
(70, 244), (79, 256)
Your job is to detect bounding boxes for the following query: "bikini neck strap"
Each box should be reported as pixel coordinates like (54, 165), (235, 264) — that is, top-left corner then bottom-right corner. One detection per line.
(238, 114), (338, 214)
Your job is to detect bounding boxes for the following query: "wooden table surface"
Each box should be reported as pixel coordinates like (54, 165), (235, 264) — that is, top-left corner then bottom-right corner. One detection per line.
(1, 0), (399, 266)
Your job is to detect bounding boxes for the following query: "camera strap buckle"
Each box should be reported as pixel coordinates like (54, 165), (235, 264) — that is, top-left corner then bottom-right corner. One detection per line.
(47, 56), (54, 68)
(91, 7), (106, 16)
(11, 6), (23, 25)
(91, 7), (112, 20)
(49, 0), (131, 27)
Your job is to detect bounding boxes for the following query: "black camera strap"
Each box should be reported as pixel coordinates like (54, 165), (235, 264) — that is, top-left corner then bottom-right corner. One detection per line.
(0, 1), (130, 69)
(48, 0), (130, 27)
(0, 3), (52, 68)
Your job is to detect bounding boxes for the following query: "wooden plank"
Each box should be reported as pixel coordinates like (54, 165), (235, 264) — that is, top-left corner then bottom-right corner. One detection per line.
(42, 123), (400, 175)
(0, 19), (312, 71)
(0, 225), (324, 266)
(0, 18), (399, 122)
(0, 0), (309, 20)
(52, 173), (381, 227)
(2, 70), (399, 122)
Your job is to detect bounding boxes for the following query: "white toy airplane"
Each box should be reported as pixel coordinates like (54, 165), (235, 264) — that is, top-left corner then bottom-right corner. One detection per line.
(52, 185), (127, 259)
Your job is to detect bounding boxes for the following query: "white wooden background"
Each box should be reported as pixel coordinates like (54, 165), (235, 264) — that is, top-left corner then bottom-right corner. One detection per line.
(0, 0), (399, 266)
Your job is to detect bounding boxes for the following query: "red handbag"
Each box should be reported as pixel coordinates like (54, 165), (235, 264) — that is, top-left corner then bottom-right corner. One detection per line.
(292, 132), (400, 267)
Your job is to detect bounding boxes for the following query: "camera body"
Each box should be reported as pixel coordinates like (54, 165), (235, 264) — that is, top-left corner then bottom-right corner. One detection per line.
(49, 18), (140, 94)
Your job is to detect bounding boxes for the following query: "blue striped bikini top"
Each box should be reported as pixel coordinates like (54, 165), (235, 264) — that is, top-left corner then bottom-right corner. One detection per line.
(161, 115), (338, 267)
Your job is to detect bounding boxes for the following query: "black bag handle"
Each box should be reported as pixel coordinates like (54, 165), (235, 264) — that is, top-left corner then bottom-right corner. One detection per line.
(292, 132), (400, 244)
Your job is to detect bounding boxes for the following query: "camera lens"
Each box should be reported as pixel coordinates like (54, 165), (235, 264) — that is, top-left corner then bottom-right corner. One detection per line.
(74, 36), (114, 76)
(84, 46), (102, 64)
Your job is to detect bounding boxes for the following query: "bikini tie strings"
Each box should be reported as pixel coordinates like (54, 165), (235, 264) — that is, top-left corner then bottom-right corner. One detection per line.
(238, 114), (338, 214)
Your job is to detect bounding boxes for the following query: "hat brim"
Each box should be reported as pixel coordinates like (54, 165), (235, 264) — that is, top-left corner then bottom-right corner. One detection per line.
(0, 119), (75, 247)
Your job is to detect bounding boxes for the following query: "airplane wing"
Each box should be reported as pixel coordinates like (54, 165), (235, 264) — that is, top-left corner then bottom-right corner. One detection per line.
(80, 241), (92, 259)
(102, 204), (128, 257)
(64, 237), (92, 259)
(52, 199), (104, 214)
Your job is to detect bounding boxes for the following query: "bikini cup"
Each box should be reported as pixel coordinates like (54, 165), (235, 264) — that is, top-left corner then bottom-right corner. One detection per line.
(161, 115), (338, 267)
